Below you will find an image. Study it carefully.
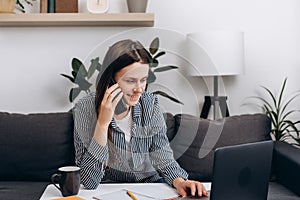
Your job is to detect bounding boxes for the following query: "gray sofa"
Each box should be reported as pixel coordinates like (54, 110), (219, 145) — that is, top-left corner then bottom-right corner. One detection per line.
(0, 111), (299, 200)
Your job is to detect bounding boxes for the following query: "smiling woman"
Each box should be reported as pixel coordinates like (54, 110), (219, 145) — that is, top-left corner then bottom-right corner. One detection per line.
(72, 39), (208, 197)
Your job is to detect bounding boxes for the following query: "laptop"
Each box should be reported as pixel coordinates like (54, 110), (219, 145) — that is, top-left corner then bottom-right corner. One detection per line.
(181, 140), (274, 200)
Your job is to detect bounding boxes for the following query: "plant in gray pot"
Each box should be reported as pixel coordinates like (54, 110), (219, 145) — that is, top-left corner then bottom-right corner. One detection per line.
(126, 0), (148, 13)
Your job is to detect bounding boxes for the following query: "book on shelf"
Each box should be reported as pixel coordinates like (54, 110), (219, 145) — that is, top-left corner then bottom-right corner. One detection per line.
(47, 0), (55, 13)
(40, 0), (48, 13)
(56, 0), (78, 13)
(41, 0), (78, 13)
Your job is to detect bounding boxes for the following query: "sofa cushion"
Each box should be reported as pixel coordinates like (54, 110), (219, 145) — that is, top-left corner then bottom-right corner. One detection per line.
(0, 181), (49, 200)
(273, 141), (300, 196)
(168, 113), (272, 181)
(163, 112), (176, 141)
(268, 181), (300, 200)
(0, 112), (75, 181)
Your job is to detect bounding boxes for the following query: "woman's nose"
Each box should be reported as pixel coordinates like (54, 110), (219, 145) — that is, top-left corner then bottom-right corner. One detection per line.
(133, 82), (143, 92)
(133, 87), (143, 93)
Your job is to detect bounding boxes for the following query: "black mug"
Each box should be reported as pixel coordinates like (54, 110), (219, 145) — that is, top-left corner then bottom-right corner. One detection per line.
(51, 166), (81, 197)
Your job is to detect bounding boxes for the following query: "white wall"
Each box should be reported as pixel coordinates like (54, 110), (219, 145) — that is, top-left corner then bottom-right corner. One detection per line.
(1, 0), (300, 118)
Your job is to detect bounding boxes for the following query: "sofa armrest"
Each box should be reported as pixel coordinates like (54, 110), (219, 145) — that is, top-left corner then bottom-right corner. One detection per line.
(273, 141), (300, 196)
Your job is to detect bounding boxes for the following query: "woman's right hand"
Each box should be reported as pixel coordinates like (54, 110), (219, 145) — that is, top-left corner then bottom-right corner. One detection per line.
(93, 83), (123, 146)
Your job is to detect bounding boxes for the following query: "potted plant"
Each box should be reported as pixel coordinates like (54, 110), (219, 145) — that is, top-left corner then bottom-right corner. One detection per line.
(0, 0), (35, 13)
(145, 37), (183, 104)
(61, 37), (183, 104)
(16, 0), (36, 13)
(249, 78), (300, 146)
(61, 57), (101, 102)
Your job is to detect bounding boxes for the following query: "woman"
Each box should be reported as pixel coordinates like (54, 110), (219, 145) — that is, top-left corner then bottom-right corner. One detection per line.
(73, 39), (207, 197)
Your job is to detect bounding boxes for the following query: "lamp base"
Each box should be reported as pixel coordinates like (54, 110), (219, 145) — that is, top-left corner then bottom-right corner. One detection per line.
(200, 96), (229, 119)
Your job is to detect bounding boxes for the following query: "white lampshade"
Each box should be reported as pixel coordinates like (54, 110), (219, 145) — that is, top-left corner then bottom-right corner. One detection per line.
(185, 31), (244, 76)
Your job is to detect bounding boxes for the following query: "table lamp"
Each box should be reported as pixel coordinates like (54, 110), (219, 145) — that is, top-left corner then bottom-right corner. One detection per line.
(185, 31), (244, 119)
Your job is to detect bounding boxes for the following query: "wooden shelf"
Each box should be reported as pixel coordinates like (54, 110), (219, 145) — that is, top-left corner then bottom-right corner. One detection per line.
(0, 13), (154, 27)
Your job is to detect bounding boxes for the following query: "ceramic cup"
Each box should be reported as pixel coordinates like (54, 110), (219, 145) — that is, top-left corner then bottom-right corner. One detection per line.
(51, 166), (81, 197)
(126, 0), (148, 13)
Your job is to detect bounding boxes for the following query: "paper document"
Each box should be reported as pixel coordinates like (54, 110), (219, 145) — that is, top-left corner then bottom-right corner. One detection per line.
(93, 183), (179, 200)
(93, 188), (157, 200)
(93, 183), (212, 200)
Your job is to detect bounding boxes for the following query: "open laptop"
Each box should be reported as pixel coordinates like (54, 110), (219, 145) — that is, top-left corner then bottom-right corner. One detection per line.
(181, 140), (274, 200)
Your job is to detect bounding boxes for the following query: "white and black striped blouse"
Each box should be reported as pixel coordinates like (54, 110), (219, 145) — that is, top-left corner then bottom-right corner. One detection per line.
(73, 91), (188, 189)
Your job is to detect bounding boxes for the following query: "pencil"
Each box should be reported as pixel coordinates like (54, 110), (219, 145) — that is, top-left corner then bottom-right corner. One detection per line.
(127, 190), (138, 200)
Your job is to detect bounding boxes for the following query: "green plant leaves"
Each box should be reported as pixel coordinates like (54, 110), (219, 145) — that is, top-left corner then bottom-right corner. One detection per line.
(69, 88), (81, 102)
(252, 77), (300, 145)
(16, 0), (25, 9)
(60, 74), (74, 83)
(74, 76), (92, 91)
(62, 57), (99, 102)
(149, 58), (159, 68)
(154, 51), (166, 59)
(149, 37), (159, 55)
(146, 38), (183, 105)
(72, 58), (88, 78)
(87, 57), (101, 79)
(147, 70), (156, 84)
(153, 65), (178, 73)
(16, 0), (36, 13)
(61, 38), (183, 106)
(71, 58), (81, 72)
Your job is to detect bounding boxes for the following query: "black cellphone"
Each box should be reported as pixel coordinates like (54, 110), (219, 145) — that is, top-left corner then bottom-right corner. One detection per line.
(109, 78), (128, 115)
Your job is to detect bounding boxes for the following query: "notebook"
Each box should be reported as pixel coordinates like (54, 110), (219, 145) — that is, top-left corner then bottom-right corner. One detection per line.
(181, 140), (274, 200)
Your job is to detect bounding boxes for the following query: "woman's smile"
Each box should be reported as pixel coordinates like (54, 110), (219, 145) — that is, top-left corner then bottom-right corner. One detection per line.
(129, 93), (141, 102)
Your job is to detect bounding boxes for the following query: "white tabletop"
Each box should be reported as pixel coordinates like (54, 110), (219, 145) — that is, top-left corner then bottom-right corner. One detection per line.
(39, 182), (211, 200)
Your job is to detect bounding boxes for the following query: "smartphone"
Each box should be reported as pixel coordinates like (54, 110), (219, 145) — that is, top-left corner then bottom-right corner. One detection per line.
(109, 78), (128, 115)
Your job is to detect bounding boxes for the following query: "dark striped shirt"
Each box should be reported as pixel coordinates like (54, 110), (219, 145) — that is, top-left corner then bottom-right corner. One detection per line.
(73, 91), (188, 189)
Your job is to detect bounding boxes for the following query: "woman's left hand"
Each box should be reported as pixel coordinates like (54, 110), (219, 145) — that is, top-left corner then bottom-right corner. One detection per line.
(173, 177), (208, 197)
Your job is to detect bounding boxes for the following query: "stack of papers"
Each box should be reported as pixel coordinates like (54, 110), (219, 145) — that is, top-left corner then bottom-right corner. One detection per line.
(93, 183), (211, 200)
(93, 183), (179, 199)
(93, 188), (177, 199)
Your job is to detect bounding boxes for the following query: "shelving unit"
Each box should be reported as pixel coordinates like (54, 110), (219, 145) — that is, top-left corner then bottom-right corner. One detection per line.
(0, 13), (154, 27)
